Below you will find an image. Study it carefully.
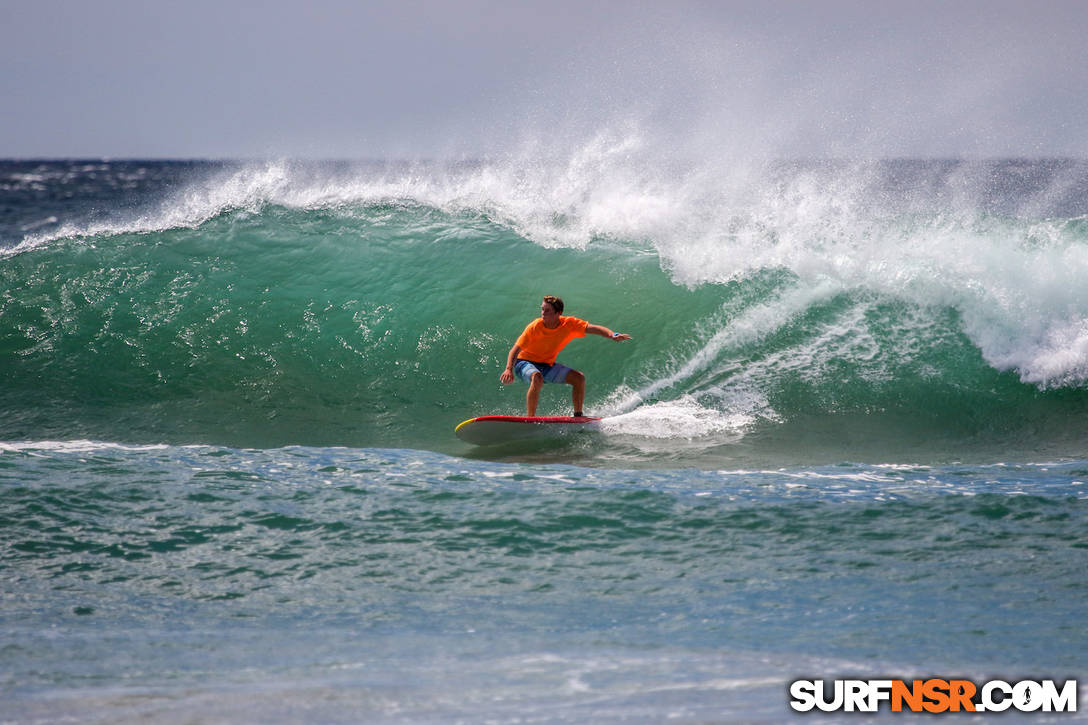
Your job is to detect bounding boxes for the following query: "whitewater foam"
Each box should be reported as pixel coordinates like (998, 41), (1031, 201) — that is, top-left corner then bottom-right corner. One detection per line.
(0, 440), (172, 454)
(600, 397), (754, 441)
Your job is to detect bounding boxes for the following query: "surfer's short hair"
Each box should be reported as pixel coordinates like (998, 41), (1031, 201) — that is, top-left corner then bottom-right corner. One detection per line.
(543, 295), (564, 314)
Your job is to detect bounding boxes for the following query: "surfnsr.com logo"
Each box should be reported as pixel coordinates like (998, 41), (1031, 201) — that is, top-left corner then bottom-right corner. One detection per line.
(789, 678), (1078, 713)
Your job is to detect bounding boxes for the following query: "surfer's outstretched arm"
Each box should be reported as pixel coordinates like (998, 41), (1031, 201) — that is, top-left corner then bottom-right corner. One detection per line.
(586, 324), (631, 341)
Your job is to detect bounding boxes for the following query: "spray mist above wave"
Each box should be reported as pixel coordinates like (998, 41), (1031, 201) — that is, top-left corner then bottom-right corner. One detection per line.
(12, 139), (1084, 253)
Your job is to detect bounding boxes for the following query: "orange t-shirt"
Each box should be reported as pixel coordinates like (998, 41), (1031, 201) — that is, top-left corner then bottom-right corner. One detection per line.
(515, 316), (589, 364)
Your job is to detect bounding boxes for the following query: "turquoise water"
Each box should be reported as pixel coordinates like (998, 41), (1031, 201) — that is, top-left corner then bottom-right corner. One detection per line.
(1, 159), (1087, 722)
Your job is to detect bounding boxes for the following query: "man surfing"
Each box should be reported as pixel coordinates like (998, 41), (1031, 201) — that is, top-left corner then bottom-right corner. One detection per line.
(499, 296), (631, 417)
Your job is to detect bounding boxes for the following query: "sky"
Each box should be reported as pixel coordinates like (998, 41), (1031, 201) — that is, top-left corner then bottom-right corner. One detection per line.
(2, 0), (1087, 159)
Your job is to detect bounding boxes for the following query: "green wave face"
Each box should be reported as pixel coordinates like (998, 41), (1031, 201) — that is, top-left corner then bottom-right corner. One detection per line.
(4, 160), (1088, 464)
(0, 204), (685, 447)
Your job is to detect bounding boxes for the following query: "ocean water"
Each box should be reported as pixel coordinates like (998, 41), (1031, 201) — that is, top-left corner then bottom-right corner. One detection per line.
(1, 156), (1086, 722)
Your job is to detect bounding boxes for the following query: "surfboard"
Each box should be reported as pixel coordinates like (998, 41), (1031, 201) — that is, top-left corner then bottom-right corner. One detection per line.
(454, 415), (602, 446)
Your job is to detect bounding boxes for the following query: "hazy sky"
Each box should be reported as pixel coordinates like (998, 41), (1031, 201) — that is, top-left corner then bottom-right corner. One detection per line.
(2, 0), (1086, 159)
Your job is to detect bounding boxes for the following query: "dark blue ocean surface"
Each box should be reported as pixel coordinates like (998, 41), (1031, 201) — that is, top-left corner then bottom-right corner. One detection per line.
(1, 443), (1086, 722)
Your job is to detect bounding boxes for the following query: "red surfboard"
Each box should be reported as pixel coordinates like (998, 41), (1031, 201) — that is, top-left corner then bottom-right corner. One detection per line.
(454, 415), (602, 446)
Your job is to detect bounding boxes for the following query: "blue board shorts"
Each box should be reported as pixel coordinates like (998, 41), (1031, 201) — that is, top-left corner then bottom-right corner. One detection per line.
(514, 359), (574, 384)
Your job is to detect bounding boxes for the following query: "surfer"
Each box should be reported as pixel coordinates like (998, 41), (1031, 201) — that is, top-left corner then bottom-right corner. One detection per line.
(499, 296), (631, 417)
